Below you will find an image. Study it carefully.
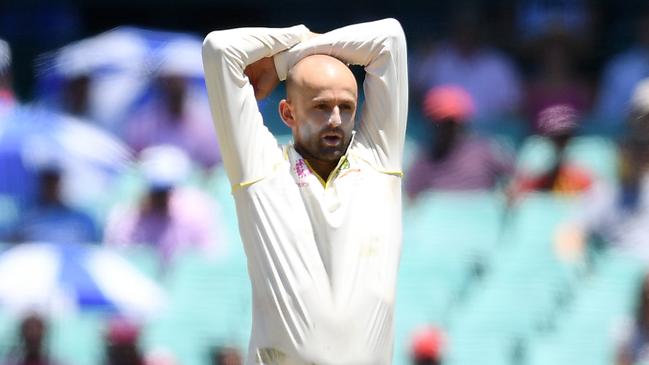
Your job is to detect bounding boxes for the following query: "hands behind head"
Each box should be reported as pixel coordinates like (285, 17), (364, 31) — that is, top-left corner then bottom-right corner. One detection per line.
(244, 57), (279, 100)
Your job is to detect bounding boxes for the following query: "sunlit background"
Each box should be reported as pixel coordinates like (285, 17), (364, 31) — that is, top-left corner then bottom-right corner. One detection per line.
(2, 0), (649, 364)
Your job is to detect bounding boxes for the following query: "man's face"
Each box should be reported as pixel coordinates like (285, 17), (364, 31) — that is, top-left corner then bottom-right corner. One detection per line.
(289, 77), (357, 162)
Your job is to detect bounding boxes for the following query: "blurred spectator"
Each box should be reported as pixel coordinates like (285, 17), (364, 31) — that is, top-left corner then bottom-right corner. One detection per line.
(38, 28), (150, 131)
(410, 326), (444, 365)
(555, 80), (649, 263)
(523, 32), (592, 132)
(0, 38), (15, 118)
(10, 163), (100, 243)
(2, 313), (60, 365)
(124, 40), (220, 170)
(595, 8), (649, 125)
(104, 145), (223, 264)
(405, 85), (514, 198)
(411, 4), (522, 123)
(104, 318), (144, 365)
(513, 104), (593, 195)
(47, 46), (96, 125)
(210, 346), (242, 365)
(616, 272), (649, 365)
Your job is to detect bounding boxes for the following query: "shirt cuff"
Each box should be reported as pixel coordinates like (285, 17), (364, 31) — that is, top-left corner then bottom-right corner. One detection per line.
(273, 24), (310, 81)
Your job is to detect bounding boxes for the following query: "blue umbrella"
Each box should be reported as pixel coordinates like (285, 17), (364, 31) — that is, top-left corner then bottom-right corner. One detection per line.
(0, 243), (166, 318)
(0, 105), (133, 210)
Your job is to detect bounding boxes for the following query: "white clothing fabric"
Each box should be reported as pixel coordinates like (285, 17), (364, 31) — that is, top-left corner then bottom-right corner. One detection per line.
(202, 18), (408, 365)
(578, 175), (649, 262)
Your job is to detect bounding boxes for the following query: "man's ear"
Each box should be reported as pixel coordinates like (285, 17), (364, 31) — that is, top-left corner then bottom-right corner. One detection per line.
(279, 99), (296, 128)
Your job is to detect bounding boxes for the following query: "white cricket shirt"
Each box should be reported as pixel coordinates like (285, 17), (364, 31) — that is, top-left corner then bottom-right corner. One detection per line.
(202, 18), (408, 365)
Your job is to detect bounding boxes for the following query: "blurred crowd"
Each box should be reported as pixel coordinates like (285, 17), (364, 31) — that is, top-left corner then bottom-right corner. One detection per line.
(1, 312), (243, 365)
(2, 1), (649, 364)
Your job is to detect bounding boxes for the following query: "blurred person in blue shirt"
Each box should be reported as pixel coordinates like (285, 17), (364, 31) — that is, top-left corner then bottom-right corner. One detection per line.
(10, 161), (99, 244)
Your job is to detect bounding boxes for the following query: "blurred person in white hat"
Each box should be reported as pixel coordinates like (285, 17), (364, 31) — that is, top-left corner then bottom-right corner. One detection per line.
(103, 145), (224, 265)
(123, 39), (221, 170)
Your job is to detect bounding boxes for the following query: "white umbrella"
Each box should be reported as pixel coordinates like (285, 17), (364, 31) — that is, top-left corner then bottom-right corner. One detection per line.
(35, 26), (205, 131)
(0, 243), (166, 319)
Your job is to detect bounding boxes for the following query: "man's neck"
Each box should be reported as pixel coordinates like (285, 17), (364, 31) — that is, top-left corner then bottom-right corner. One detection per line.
(306, 158), (338, 181)
(294, 145), (339, 181)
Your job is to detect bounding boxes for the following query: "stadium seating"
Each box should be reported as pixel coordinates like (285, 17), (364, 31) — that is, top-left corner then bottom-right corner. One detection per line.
(516, 135), (618, 183)
(0, 166), (643, 365)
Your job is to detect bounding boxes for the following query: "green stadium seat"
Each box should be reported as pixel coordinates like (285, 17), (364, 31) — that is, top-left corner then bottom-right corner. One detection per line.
(146, 251), (251, 365)
(50, 312), (105, 365)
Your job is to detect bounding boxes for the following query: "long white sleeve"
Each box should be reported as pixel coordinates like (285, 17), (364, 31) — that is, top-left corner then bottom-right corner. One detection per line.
(274, 18), (408, 172)
(202, 25), (311, 186)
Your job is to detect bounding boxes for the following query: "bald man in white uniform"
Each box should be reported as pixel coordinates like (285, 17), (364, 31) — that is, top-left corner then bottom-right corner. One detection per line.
(202, 18), (408, 365)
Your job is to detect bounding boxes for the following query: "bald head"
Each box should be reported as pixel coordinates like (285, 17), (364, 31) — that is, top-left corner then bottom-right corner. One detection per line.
(286, 55), (357, 101)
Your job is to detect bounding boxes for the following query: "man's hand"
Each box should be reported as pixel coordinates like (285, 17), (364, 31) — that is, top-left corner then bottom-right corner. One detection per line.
(244, 57), (279, 100)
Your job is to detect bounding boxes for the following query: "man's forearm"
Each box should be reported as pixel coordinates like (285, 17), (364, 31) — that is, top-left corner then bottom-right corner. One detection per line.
(273, 18), (406, 81)
(203, 25), (311, 73)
